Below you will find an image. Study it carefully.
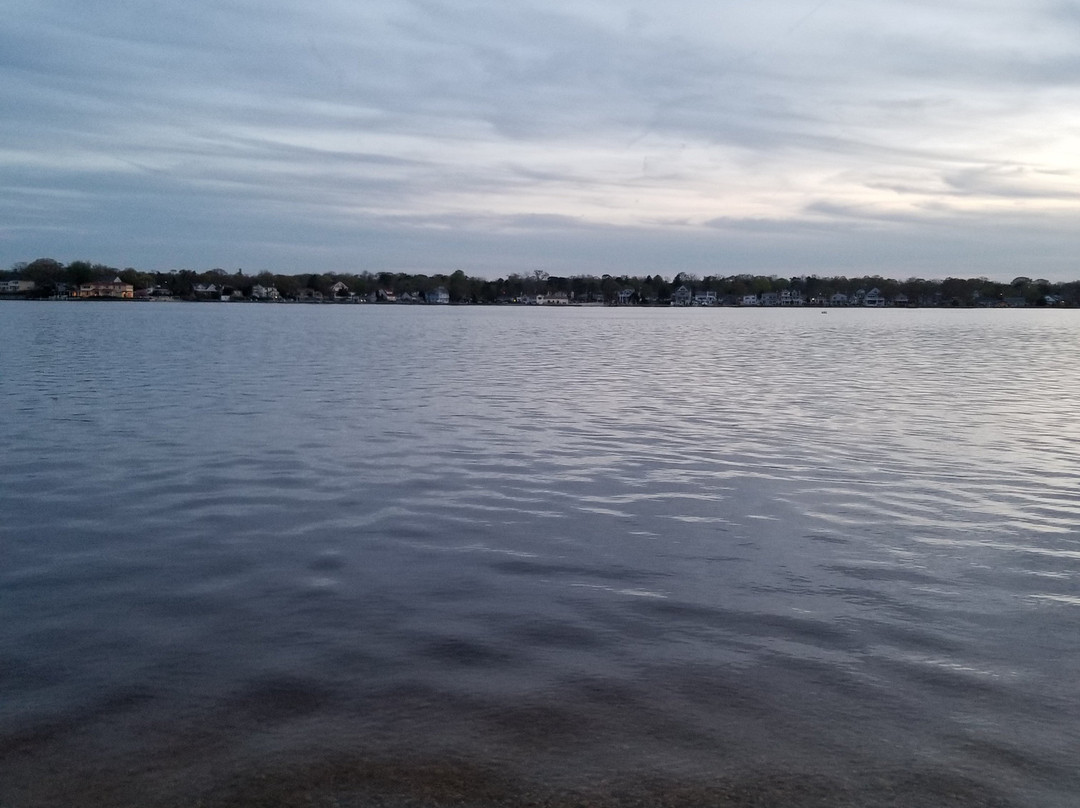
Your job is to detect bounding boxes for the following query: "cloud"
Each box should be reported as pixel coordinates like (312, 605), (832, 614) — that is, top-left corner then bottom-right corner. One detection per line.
(2, 0), (1079, 278)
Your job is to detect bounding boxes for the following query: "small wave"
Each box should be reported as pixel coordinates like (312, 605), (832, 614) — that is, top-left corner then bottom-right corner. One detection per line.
(1028, 594), (1080, 606)
(913, 537), (1080, 560)
(899, 654), (1011, 680)
(569, 583), (668, 599)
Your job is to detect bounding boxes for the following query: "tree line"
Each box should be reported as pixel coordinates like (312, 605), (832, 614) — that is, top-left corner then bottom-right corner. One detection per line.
(4, 257), (1079, 306)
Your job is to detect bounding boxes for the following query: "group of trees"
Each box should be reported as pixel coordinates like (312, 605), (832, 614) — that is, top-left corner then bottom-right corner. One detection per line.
(3, 258), (1079, 306)
(670, 273), (1079, 307)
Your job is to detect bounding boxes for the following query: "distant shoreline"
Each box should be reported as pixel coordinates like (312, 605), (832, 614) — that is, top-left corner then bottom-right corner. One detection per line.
(1, 295), (1074, 309)
(3, 259), (1077, 307)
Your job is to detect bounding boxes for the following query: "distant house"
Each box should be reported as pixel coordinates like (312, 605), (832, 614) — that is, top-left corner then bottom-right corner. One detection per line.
(329, 281), (352, 299)
(829, 292), (848, 306)
(740, 294), (759, 306)
(539, 292), (569, 305)
(893, 293), (910, 307)
(74, 277), (134, 299)
(193, 283), (219, 298)
(760, 291), (780, 306)
(0, 279), (35, 295)
(250, 284), (280, 300)
(779, 289), (803, 306)
(693, 291), (717, 306)
(426, 286), (450, 304)
(863, 287), (885, 307)
(617, 288), (635, 305)
(671, 285), (693, 306)
(377, 289), (397, 302)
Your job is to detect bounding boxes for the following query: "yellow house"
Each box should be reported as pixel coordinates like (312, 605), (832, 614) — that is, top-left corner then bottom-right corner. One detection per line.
(74, 277), (134, 299)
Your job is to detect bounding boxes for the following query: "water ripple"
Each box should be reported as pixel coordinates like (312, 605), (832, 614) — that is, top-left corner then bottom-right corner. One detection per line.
(3, 304), (1080, 807)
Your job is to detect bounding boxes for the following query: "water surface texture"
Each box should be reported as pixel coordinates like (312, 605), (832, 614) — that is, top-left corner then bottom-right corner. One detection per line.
(2, 303), (1079, 807)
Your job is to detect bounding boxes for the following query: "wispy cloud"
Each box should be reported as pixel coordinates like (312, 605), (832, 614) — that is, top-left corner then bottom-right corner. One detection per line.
(2, 0), (1079, 277)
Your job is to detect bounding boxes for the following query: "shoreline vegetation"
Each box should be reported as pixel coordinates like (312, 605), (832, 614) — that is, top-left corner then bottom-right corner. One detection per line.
(2, 257), (1078, 307)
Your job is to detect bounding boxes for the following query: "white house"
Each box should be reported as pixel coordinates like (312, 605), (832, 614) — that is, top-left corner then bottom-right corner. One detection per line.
(250, 284), (280, 300)
(863, 287), (885, 307)
(0, 279), (35, 294)
(426, 287), (450, 304)
(539, 292), (569, 305)
(671, 285), (693, 306)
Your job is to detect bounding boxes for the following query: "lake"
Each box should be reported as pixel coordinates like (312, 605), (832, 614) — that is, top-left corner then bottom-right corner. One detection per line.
(2, 302), (1078, 807)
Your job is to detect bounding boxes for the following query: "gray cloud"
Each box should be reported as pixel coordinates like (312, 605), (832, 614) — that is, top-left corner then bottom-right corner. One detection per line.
(3, 0), (1079, 278)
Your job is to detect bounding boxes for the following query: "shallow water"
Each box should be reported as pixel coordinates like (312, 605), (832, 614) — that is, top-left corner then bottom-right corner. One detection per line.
(2, 302), (1079, 806)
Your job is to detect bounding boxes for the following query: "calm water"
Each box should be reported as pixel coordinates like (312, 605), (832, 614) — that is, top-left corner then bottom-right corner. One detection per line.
(2, 302), (1079, 807)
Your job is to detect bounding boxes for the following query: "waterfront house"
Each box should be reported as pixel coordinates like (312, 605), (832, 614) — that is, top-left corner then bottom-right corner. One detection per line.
(671, 285), (693, 306)
(693, 291), (717, 306)
(250, 284), (280, 300)
(0, 279), (36, 295)
(740, 294), (759, 306)
(426, 287), (450, 304)
(617, 288), (635, 305)
(830, 292), (848, 306)
(863, 288), (885, 307)
(539, 292), (569, 305)
(329, 281), (352, 299)
(74, 277), (134, 299)
(760, 291), (780, 306)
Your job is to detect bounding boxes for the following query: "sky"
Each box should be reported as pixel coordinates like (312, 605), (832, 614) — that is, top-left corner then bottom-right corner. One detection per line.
(3, 0), (1079, 280)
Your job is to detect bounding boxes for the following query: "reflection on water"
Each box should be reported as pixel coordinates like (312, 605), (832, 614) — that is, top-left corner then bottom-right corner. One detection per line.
(2, 303), (1079, 807)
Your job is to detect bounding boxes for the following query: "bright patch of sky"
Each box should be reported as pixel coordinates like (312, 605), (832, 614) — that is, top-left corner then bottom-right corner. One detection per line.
(3, 0), (1079, 278)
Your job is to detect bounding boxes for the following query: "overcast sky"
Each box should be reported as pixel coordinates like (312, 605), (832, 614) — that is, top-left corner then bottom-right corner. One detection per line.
(3, 0), (1079, 279)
